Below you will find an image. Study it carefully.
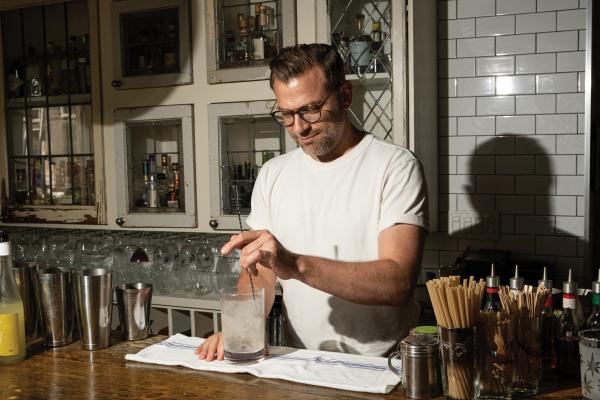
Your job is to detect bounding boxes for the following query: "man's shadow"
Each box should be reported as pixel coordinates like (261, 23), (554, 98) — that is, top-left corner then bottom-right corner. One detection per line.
(446, 134), (580, 285)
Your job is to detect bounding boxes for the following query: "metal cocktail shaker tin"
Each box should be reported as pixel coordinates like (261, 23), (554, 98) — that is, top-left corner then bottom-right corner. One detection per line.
(388, 334), (442, 399)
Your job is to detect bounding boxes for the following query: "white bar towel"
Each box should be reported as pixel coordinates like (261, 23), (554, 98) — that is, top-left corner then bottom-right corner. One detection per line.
(125, 334), (400, 394)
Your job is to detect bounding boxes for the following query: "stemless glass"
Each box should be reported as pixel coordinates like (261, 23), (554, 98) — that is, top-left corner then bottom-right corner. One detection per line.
(221, 285), (265, 363)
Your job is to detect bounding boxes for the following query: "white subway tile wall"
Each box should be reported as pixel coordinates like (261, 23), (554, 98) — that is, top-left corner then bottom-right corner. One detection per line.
(432, 0), (586, 280)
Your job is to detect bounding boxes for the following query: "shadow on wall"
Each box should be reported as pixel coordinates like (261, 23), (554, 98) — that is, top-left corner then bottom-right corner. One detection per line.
(437, 134), (583, 283)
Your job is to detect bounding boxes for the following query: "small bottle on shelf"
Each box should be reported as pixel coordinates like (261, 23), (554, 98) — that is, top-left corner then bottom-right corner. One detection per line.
(167, 162), (180, 208)
(586, 269), (600, 330)
(0, 231), (27, 365)
(350, 14), (371, 75)
(235, 13), (252, 63)
(156, 154), (171, 207)
(367, 20), (385, 73)
(557, 268), (580, 377)
(252, 4), (267, 61)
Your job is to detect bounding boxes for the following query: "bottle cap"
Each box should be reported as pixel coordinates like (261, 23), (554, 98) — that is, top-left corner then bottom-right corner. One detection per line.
(509, 265), (524, 292)
(538, 266), (553, 290)
(486, 263), (500, 288)
(592, 268), (600, 294)
(0, 230), (9, 243)
(563, 268), (578, 295)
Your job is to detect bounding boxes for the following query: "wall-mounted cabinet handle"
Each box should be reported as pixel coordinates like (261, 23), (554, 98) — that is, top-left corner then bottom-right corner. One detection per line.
(209, 219), (219, 229)
(111, 80), (122, 88)
(116, 217), (125, 226)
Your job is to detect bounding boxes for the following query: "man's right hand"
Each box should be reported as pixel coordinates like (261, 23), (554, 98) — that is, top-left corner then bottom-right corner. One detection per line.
(194, 332), (224, 361)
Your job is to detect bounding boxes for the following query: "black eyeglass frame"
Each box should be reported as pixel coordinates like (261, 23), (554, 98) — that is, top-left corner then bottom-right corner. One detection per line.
(270, 91), (335, 127)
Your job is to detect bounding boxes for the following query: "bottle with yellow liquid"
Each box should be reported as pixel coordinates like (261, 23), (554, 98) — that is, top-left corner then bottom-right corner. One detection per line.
(0, 231), (26, 364)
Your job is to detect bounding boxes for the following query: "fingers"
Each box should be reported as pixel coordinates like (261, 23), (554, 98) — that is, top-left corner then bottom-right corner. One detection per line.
(242, 250), (273, 275)
(195, 332), (224, 361)
(220, 230), (264, 255)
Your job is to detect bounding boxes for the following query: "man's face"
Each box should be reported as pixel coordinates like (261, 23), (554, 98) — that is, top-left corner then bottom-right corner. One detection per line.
(272, 68), (348, 161)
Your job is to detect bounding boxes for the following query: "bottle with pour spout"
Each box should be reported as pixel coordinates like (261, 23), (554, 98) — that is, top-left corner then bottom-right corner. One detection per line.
(586, 269), (600, 330)
(0, 231), (27, 364)
(539, 267), (558, 375)
(509, 265), (524, 294)
(483, 263), (501, 312)
(557, 268), (580, 376)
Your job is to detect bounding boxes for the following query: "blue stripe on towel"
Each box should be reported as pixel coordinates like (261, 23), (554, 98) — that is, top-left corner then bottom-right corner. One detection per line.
(271, 355), (386, 372)
(159, 340), (199, 350)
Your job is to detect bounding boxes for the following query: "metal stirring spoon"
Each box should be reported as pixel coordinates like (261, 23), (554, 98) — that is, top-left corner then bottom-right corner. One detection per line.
(233, 184), (256, 302)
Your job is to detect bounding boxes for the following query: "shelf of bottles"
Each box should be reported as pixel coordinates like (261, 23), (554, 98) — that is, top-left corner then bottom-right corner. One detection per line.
(125, 120), (184, 214)
(206, 0), (295, 84)
(1, 0), (95, 207)
(219, 116), (284, 216)
(217, 1), (280, 70)
(119, 7), (180, 77)
(328, 0), (393, 141)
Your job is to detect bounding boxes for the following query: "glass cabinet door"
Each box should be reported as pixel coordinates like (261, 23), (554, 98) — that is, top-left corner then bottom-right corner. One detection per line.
(1, 0), (101, 224)
(205, 0), (296, 84)
(208, 100), (293, 230)
(327, 0), (393, 141)
(110, 0), (192, 89)
(114, 105), (196, 228)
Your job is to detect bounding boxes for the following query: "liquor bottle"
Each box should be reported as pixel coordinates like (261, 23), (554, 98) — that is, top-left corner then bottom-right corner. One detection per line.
(586, 269), (600, 329)
(350, 14), (371, 74)
(156, 154), (171, 207)
(252, 4), (266, 60)
(539, 267), (558, 375)
(483, 264), (501, 312)
(167, 163), (180, 208)
(368, 20), (385, 73)
(136, 159), (151, 208)
(509, 265), (524, 294)
(0, 231), (27, 365)
(557, 269), (580, 376)
(147, 175), (158, 208)
(235, 13), (252, 63)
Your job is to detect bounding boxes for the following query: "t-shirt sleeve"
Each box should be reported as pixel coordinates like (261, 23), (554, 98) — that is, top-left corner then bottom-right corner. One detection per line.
(245, 164), (272, 231)
(379, 157), (429, 233)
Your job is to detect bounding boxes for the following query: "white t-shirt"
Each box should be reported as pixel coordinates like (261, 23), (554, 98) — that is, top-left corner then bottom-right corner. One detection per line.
(246, 133), (428, 356)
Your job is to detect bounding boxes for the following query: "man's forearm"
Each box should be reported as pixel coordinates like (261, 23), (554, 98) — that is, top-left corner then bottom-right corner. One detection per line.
(295, 256), (419, 306)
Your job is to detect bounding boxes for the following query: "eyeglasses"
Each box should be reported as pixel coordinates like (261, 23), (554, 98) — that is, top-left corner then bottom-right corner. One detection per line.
(270, 92), (334, 127)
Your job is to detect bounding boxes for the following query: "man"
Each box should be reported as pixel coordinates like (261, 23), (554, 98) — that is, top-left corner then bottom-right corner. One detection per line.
(196, 43), (428, 359)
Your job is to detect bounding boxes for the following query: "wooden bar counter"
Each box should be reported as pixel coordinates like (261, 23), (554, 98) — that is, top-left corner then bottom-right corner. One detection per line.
(0, 336), (584, 399)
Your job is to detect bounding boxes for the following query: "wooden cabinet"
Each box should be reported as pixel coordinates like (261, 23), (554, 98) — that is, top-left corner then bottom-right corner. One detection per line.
(2, 0), (437, 232)
(0, 0), (106, 225)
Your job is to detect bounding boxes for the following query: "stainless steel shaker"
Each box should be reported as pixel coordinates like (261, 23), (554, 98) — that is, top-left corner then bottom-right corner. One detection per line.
(13, 262), (40, 338)
(74, 268), (113, 350)
(388, 334), (442, 399)
(34, 267), (75, 347)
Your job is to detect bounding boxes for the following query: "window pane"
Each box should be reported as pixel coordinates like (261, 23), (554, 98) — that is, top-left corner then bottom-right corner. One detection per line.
(51, 156), (71, 205)
(29, 157), (51, 205)
(48, 106), (71, 155)
(10, 159), (28, 205)
(72, 156), (95, 205)
(27, 108), (49, 155)
(45, 3), (68, 96)
(7, 109), (27, 156)
(71, 105), (92, 154)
